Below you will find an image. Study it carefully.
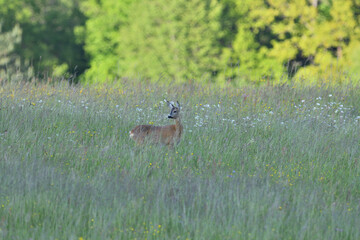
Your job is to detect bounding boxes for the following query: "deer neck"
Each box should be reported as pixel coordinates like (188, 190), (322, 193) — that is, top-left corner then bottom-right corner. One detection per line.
(174, 118), (183, 136)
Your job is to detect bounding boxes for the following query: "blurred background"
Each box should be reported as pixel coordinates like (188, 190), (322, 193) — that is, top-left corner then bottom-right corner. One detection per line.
(1, 0), (360, 85)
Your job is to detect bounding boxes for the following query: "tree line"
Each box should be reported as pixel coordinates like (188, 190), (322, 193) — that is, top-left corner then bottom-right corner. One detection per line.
(1, 0), (360, 85)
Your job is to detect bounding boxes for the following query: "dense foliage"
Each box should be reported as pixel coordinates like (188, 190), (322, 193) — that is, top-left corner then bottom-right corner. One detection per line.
(1, 0), (360, 84)
(0, 0), (87, 81)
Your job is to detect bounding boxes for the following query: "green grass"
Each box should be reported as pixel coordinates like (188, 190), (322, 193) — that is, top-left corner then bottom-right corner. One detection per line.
(0, 82), (359, 239)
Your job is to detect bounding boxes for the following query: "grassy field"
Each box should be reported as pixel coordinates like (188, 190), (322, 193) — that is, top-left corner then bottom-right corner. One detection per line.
(0, 81), (359, 239)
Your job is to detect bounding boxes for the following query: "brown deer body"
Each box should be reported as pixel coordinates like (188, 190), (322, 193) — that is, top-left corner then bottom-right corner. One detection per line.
(129, 100), (183, 146)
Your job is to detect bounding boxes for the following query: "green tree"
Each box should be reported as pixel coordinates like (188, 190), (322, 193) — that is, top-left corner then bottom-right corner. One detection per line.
(220, 0), (284, 84)
(0, 0), (87, 82)
(294, 0), (359, 83)
(0, 23), (24, 81)
(81, 0), (223, 83)
(121, 0), (223, 82)
(224, 0), (360, 84)
(78, 0), (134, 82)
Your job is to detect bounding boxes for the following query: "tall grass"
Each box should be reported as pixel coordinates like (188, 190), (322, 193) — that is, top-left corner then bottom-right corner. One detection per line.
(0, 81), (359, 239)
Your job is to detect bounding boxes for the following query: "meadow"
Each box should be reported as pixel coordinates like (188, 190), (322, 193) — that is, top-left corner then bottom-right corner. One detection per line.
(0, 81), (359, 239)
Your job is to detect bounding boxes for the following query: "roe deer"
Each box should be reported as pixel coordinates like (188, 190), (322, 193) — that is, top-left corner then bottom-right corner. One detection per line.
(129, 100), (183, 146)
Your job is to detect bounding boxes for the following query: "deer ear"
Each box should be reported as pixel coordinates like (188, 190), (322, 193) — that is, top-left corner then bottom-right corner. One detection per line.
(176, 101), (180, 109)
